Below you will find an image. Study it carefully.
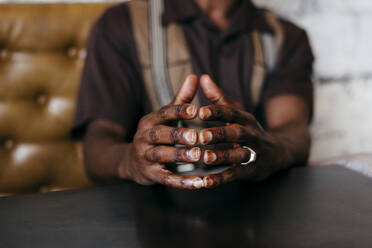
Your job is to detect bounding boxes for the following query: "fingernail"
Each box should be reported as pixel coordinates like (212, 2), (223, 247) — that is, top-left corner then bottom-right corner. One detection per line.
(200, 131), (212, 145)
(187, 147), (201, 161)
(204, 150), (217, 164)
(201, 74), (211, 83)
(183, 130), (197, 145)
(193, 178), (204, 189)
(200, 108), (212, 119)
(186, 105), (196, 116)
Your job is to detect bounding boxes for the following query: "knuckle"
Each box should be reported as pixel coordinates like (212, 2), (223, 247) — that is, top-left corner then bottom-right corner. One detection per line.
(147, 128), (158, 143)
(175, 148), (186, 162)
(133, 131), (142, 143)
(234, 148), (247, 163)
(222, 150), (231, 163)
(169, 127), (181, 144)
(232, 108), (241, 119)
(159, 106), (169, 120)
(164, 175), (174, 186)
(230, 124), (243, 139)
(132, 139), (143, 153)
(237, 125), (246, 138)
(210, 105), (220, 117)
(139, 115), (147, 124)
(149, 148), (162, 162)
(175, 104), (184, 117)
(141, 169), (156, 184)
(214, 127), (226, 141)
(138, 116), (149, 130)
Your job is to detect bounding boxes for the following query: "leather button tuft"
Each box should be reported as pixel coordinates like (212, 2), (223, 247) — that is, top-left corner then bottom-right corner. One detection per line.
(78, 49), (87, 60)
(4, 139), (14, 150)
(34, 92), (48, 105)
(0, 49), (9, 60)
(67, 47), (78, 58)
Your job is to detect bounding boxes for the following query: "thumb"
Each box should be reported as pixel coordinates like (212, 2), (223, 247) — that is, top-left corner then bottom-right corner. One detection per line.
(200, 74), (230, 106)
(172, 74), (199, 105)
(200, 75), (244, 109)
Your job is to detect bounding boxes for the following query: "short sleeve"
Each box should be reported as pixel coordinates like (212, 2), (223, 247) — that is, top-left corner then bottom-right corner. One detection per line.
(260, 24), (314, 121)
(71, 5), (145, 140)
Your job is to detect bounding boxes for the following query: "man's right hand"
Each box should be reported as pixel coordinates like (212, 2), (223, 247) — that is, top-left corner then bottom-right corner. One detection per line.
(118, 75), (205, 189)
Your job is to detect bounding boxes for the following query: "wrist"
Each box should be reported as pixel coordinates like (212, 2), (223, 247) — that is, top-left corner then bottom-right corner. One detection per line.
(268, 133), (293, 171)
(117, 143), (135, 180)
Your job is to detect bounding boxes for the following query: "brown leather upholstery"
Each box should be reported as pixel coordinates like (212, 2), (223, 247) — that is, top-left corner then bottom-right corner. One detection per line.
(0, 3), (116, 195)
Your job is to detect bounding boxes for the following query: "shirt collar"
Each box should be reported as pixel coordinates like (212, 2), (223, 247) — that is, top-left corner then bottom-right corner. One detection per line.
(163, 0), (258, 35)
(163, 0), (201, 25)
(226, 0), (259, 35)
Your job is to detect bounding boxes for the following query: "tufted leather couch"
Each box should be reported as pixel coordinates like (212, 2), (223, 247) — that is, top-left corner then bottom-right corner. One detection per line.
(0, 3), (116, 195)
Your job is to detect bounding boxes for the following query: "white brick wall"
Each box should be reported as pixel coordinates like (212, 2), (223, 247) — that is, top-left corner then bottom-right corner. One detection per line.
(2, 0), (372, 161)
(254, 0), (372, 79)
(253, 0), (372, 160)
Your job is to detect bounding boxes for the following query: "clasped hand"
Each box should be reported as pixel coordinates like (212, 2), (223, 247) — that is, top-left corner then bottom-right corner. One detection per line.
(124, 75), (283, 189)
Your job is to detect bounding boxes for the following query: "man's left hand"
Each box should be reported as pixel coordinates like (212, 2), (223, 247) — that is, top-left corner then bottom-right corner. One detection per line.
(198, 75), (290, 188)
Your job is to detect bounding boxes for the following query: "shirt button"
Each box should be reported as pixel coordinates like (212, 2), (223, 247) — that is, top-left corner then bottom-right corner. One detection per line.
(35, 93), (48, 105)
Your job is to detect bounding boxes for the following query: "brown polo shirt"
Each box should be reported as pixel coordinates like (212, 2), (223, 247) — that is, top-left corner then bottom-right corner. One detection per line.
(72, 0), (314, 140)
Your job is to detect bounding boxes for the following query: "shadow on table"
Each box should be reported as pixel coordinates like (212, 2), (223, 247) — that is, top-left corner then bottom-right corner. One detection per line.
(129, 169), (304, 248)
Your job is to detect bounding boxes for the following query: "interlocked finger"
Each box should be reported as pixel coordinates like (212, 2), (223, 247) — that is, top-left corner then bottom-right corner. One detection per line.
(172, 74), (199, 105)
(199, 124), (258, 145)
(203, 147), (253, 165)
(199, 105), (257, 126)
(140, 104), (198, 130)
(200, 75), (244, 109)
(147, 166), (204, 189)
(143, 125), (198, 145)
(145, 146), (201, 163)
(203, 167), (238, 188)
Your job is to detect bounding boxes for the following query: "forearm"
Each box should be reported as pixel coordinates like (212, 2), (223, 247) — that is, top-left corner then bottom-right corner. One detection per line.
(268, 121), (311, 171)
(263, 94), (312, 173)
(84, 142), (132, 184)
(83, 120), (132, 184)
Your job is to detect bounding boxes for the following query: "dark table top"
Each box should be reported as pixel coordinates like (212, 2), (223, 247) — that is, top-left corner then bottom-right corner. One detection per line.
(1, 166), (372, 248)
